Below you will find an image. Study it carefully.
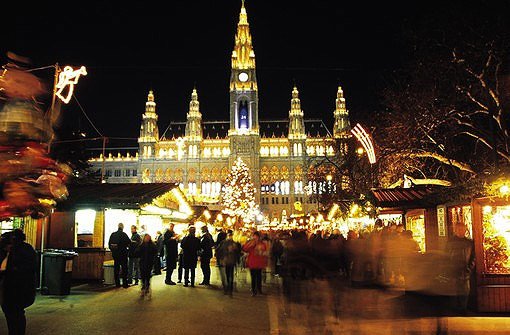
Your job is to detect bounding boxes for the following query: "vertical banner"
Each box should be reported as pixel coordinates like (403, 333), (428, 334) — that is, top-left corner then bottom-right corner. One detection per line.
(437, 205), (446, 237)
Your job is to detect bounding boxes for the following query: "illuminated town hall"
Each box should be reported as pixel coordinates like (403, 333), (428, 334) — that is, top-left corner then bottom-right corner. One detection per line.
(89, 2), (352, 220)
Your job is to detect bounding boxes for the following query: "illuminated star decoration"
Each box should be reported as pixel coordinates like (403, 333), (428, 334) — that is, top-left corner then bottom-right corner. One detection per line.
(55, 66), (87, 104)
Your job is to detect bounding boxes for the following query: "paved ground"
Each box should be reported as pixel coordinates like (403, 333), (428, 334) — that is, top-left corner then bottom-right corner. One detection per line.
(1, 268), (510, 334)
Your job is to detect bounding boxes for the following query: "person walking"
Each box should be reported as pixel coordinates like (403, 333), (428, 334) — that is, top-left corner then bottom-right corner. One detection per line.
(108, 223), (131, 288)
(138, 234), (158, 298)
(217, 230), (240, 296)
(153, 231), (163, 275)
(446, 224), (475, 315)
(199, 225), (214, 286)
(163, 224), (178, 285)
(128, 225), (142, 285)
(0, 229), (37, 335)
(180, 226), (201, 287)
(242, 231), (268, 296)
(215, 228), (228, 289)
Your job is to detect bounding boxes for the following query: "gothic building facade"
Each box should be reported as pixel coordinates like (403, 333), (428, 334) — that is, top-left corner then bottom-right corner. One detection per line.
(89, 2), (352, 220)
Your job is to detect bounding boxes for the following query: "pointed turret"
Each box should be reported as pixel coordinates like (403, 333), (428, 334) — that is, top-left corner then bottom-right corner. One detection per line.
(138, 90), (159, 158)
(288, 86), (306, 140)
(288, 86), (306, 157)
(333, 86), (351, 139)
(185, 87), (203, 141)
(230, 0), (257, 92)
(229, 0), (259, 135)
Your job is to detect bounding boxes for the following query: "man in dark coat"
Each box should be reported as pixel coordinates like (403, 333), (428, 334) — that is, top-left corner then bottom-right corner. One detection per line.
(199, 225), (214, 286)
(0, 229), (37, 335)
(128, 225), (142, 285)
(108, 223), (131, 288)
(180, 226), (201, 287)
(163, 224), (178, 285)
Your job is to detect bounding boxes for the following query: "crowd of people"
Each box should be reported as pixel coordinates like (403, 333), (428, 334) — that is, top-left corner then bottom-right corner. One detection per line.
(108, 219), (475, 313)
(0, 219), (475, 334)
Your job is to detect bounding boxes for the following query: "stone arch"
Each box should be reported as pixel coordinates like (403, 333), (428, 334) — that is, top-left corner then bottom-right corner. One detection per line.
(165, 168), (172, 182)
(201, 167), (210, 181)
(270, 166), (279, 183)
(155, 168), (163, 182)
(188, 168), (197, 182)
(260, 166), (270, 184)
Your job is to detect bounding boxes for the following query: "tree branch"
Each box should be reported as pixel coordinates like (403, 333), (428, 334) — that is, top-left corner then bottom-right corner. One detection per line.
(395, 150), (476, 174)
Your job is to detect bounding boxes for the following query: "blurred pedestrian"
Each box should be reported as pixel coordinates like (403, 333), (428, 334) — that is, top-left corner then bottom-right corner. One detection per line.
(199, 226), (214, 286)
(180, 226), (201, 287)
(128, 225), (142, 285)
(163, 225), (178, 285)
(217, 230), (240, 296)
(0, 229), (37, 335)
(139, 234), (158, 298)
(446, 224), (475, 315)
(153, 231), (163, 275)
(108, 223), (130, 288)
(242, 231), (268, 296)
(215, 228), (228, 289)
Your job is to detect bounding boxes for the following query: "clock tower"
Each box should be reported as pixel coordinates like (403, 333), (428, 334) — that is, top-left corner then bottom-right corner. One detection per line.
(229, 0), (260, 189)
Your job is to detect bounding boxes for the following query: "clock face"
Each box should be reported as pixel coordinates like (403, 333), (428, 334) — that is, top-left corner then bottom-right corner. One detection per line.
(238, 72), (249, 82)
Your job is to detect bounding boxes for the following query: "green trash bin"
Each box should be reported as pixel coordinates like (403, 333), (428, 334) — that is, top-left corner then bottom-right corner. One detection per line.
(42, 250), (77, 295)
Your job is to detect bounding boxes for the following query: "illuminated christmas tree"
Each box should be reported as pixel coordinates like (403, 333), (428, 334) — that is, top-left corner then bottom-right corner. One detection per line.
(221, 157), (259, 226)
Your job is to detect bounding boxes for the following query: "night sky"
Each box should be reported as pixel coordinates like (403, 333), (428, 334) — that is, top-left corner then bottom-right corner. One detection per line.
(3, 1), (436, 141)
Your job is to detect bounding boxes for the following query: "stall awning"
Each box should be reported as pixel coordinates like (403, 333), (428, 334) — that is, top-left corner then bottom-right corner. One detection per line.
(59, 183), (181, 210)
(371, 186), (440, 209)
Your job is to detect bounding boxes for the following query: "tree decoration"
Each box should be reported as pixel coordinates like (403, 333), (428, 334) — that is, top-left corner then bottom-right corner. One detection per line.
(221, 157), (259, 226)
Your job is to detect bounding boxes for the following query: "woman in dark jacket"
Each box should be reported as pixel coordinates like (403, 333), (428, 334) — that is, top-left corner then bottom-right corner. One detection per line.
(0, 229), (37, 335)
(138, 234), (158, 298)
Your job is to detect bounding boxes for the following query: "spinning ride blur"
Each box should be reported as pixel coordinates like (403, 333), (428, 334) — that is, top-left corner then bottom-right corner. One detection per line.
(0, 52), (71, 220)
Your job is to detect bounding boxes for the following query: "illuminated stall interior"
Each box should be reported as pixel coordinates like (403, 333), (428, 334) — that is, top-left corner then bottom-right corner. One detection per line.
(405, 209), (426, 252)
(448, 204), (473, 240)
(371, 186), (442, 253)
(480, 204), (510, 274)
(472, 197), (510, 312)
(60, 183), (193, 249)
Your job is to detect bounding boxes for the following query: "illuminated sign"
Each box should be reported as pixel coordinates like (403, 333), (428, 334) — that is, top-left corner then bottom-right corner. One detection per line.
(55, 66), (87, 104)
(351, 123), (376, 164)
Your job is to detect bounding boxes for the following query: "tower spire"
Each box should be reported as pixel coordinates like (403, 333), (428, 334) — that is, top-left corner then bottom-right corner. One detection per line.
(333, 86), (351, 138)
(289, 86), (306, 140)
(185, 87), (202, 140)
(231, 0), (255, 71)
(139, 89), (159, 158)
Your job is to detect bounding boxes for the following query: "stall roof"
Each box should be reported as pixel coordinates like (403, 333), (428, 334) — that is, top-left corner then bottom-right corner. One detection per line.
(371, 186), (441, 209)
(59, 183), (180, 210)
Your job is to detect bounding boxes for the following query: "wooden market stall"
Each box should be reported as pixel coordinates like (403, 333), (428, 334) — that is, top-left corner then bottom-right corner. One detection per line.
(472, 196), (510, 312)
(47, 183), (193, 281)
(371, 186), (445, 252)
